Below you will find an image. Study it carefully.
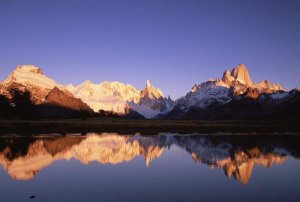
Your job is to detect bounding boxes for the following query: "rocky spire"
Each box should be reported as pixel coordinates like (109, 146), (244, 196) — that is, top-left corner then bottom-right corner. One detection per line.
(142, 80), (163, 99)
(222, 69), (234, 85)
(146, 80), (151, 88)
(230, 64), (253, 86)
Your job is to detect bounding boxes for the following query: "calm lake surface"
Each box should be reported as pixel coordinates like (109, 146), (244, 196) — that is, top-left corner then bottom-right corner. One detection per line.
(1, 133), (300, 202)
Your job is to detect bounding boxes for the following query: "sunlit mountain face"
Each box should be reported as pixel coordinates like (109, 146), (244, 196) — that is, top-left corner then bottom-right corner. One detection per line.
(1, 64), (299, 120)
(0, 133), (299, 184)
(0, 66), (175, 119)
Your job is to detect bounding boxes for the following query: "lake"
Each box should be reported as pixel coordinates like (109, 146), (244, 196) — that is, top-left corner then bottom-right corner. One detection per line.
(1, 133), (300, 202)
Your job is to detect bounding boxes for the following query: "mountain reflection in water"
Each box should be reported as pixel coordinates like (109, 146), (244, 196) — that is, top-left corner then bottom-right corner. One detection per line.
(0, 133), (299, 184)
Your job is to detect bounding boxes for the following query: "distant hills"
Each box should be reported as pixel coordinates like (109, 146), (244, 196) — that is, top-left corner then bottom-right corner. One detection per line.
(0, 64), (298, 119)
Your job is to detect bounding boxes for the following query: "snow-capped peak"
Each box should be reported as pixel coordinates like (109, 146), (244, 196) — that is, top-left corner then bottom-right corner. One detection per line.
(14, 65), (44, 75)
(176, 80), (231, 111)
(67, 79), (174, 118)
(68, 80), (141, 113)
(65, 84), (76, 92)
(173, 63), (285, 114)
(3, 65), (56, 89)
(0, 65), (64, 105)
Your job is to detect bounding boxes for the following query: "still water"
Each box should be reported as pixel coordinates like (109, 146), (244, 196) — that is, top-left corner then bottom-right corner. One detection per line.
(0, 133), (300, 202)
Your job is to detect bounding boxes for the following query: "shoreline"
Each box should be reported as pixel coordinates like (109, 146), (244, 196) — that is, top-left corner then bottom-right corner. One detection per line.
(0, 119), (299, 135)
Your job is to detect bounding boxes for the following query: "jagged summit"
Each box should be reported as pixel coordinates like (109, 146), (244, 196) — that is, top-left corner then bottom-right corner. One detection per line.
(222, 64), (252, 86)
(221, 64), (284, 93)
(129, 80), (174, 118)
(66, 79), (174, 118)
(222, 69), (233, 85)
(146, 79), (151, 88)
(167, 63), (287, 118)
(142, 80), (163, 99)
(230, 64), (253, 86)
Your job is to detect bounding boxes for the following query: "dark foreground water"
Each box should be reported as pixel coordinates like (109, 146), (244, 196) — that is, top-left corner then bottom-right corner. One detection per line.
(0, 133), (300, 202)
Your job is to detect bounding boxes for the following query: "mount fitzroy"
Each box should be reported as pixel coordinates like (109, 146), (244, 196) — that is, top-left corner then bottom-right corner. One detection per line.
(0, 64), (299, 119)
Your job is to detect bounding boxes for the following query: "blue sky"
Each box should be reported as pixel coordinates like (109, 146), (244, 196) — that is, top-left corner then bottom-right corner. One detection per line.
(0, 0), (299, 99)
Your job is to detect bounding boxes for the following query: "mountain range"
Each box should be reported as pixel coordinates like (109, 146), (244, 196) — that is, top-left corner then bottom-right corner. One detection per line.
(0, 64), (299, 119)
